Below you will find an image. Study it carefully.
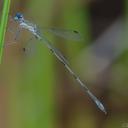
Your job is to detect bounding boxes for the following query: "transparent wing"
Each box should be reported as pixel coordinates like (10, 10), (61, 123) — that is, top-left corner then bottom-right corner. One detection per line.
(8, 15), (82, 41)
(41, 35), (69, 65)
(7, 16), (22, 41)
(5, 17), (20, 47)
(42, 27), (82, 41)
(22, 37), (38, 57)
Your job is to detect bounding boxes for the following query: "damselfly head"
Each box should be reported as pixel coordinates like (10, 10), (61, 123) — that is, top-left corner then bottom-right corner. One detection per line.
(14, 13), (24, 21)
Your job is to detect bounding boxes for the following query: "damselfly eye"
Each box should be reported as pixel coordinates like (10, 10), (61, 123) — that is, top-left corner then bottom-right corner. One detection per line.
(14, 13), (23, 20)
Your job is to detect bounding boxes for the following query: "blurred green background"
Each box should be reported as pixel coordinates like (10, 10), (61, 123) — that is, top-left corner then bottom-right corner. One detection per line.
(0, 0), (128, 128)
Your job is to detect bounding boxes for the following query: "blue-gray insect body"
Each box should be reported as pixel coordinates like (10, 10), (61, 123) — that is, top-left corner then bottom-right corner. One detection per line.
(12, 12), (107, 114)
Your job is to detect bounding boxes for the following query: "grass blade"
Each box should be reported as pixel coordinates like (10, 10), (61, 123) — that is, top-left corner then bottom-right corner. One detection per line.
(0, 0), (11, 63)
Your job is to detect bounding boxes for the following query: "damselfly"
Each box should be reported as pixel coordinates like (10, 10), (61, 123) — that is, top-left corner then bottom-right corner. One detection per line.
(7, 13), (107, 114)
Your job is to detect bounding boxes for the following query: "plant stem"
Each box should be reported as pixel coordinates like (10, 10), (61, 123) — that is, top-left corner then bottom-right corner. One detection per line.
(0, 0), (11, 63)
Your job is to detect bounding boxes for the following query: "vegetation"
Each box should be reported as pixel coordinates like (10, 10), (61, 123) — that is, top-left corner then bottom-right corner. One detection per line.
(0, 0), (10, 63)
